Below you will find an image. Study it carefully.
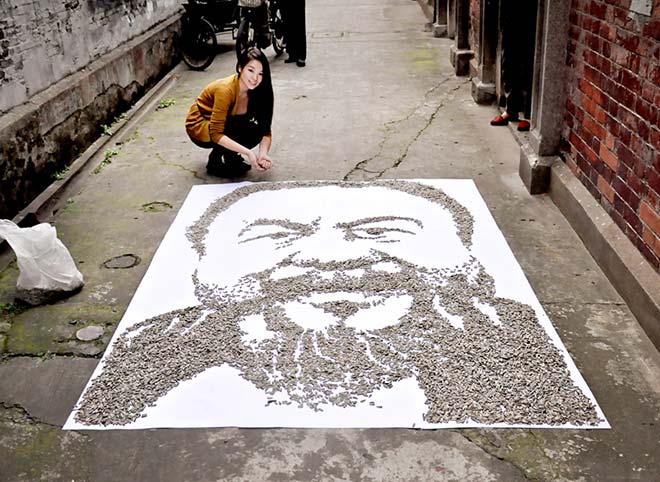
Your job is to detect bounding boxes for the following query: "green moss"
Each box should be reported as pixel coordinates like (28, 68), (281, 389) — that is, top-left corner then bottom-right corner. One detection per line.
(408, 47), (438, 73)
(141, 201), (173, 213)
(0, 261), (20, 303)
(0, 406), (89, 480)
(458, 429), (562, 481)
(7, 304), (120, 356)
(0, 301), (28, 319)
(93, 148), (120, 174)
(156, 98), (176, 110)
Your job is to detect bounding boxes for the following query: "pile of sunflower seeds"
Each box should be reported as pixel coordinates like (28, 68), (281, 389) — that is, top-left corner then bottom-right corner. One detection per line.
(74, 180), (602, 427)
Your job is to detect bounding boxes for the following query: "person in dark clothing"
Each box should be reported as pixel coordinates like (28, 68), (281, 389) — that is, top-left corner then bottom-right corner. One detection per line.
(282, 0), (307, 67)
(490, 0), (537, 132)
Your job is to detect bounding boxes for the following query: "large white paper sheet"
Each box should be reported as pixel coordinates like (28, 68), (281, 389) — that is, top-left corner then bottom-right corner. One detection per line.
(65, 180), (609, 430)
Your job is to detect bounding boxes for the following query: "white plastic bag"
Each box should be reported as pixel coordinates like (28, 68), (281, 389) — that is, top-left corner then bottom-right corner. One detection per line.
(0, 219), (84, 305)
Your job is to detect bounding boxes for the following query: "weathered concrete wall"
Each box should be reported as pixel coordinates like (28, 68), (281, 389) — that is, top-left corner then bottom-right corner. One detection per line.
(0, 0), (180, 114)
(0, 0), (182, 220)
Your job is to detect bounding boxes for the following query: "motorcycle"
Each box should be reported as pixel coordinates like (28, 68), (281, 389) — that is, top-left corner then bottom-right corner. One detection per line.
(180, 0), (239, 70)
(235, 0), (285, 58)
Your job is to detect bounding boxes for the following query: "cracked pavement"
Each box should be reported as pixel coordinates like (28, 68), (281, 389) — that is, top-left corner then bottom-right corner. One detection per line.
(1, 0), (660, 480)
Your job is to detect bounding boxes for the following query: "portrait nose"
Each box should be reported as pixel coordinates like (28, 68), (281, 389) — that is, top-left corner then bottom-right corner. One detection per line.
(290, 226), (372, 264)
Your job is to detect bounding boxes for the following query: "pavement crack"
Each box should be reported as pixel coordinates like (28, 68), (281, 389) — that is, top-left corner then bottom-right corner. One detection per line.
(154, 152), (205, 180)
(452, 429), (541, 482)
(1, 352), (104, 361)
(344, 77), (469, 181)
(541, 300), (627, 307)
(1, 401), (59, 428)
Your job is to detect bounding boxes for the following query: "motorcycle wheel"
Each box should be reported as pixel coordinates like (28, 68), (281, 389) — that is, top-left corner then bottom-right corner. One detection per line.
(270, 6), (285, 56)
(182, 17), (217, 71)
(235, 18), (254, 58)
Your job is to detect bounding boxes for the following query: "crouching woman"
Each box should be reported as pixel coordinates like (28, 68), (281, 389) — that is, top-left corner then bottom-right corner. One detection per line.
(185, 47), (274, 177)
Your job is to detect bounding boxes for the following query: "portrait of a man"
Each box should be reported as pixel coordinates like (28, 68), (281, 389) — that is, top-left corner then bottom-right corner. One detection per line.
(68, 180), (606, 429)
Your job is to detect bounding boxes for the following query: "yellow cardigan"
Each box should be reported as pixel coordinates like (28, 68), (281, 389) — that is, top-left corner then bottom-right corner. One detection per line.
(185, 74), (272, 144)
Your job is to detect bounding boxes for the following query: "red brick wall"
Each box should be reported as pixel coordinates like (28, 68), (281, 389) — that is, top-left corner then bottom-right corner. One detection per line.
(563, 0), (660, 270)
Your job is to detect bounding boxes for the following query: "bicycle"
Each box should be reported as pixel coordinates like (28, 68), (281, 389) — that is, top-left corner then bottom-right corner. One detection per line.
(180, 0), (238, 71)
(235, 0), (285, 58)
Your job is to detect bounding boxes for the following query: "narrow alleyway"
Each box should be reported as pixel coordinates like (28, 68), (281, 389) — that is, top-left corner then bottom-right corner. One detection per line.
(1, 0), (659, 481)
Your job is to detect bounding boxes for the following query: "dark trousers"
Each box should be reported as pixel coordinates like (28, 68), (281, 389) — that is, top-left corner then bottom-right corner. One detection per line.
(283, 0), (306, 61)
(190, 114), (263, 161)
(500, 0), (537, 118)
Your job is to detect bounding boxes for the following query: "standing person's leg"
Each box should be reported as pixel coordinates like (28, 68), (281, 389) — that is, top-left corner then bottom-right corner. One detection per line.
(282, 1), (298, 63)
(491, 0), (522, 126)
(283, 0), (306, 66)
(503, 0), (538, 131)
(294, 0), (306, 65)
(256, 2), (271, 49)
(502, 43), (523, 120)
(501, 0), (523, 120)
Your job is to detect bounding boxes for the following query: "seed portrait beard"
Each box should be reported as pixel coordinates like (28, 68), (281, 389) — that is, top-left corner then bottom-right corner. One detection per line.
(192, 250), (466, 411)
(74, 252), (601, 427)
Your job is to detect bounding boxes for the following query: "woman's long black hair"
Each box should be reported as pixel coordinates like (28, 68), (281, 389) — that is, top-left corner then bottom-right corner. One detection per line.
(237, 47), (274, 135)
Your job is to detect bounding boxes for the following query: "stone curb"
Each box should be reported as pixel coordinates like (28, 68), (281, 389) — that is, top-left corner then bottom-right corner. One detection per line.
(549, 159), (660, 351)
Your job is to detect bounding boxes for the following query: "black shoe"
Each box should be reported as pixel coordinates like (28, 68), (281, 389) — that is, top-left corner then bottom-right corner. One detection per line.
(206, 153), (251, 178)
(206, 152), (224, 176)
(206, 159), (230, 177)
(284, 56), (297, 63)
(223, 152), (251, 174)
(296, 59), (306, 67)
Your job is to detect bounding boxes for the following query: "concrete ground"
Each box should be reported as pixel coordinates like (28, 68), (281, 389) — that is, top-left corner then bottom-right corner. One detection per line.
(1, 0), (659, 480)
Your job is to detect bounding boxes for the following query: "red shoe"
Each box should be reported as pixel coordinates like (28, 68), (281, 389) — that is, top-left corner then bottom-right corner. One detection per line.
(517, 120), (531, 131)
(490, 114), (517, 126)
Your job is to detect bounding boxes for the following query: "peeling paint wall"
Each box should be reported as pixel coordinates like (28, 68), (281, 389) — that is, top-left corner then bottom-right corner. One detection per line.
(0, 0), (182, 220)
(0, 0), (180, 114)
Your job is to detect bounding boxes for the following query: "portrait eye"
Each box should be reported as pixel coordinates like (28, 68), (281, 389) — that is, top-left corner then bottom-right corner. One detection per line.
(351, 226), (415, 242)
(238, 219), (316, 248)
(239, 226), (299, 244)
(339, 216), (423, 243)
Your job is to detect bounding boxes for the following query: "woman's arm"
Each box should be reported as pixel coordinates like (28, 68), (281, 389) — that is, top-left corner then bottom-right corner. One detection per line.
(217, 133), (271, 171)
(217, 135), (258, 166)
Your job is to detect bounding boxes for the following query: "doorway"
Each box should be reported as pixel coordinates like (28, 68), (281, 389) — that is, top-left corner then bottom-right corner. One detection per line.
(495, 0), (539, 122)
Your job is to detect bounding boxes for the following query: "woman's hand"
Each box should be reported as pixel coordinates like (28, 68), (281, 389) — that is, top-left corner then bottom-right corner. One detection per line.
(255, 152), (272, 171)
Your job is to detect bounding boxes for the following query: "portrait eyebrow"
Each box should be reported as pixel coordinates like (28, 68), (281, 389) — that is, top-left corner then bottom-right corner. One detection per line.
(238, 218), (318, 246)
(336, 216), (424, 242)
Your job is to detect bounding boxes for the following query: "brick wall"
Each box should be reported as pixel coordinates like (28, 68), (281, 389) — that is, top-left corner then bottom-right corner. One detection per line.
(563, 0), (660, 270)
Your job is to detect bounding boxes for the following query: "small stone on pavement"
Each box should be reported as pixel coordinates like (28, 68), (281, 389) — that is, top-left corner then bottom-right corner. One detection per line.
(76, 325), (104, 341)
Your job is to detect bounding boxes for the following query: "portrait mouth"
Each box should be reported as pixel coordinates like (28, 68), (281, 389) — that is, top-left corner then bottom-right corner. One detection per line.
(275, 290), (414, 331)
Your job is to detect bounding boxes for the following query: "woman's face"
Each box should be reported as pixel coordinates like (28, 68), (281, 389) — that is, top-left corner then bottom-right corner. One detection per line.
(239, 59), (264, 91)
